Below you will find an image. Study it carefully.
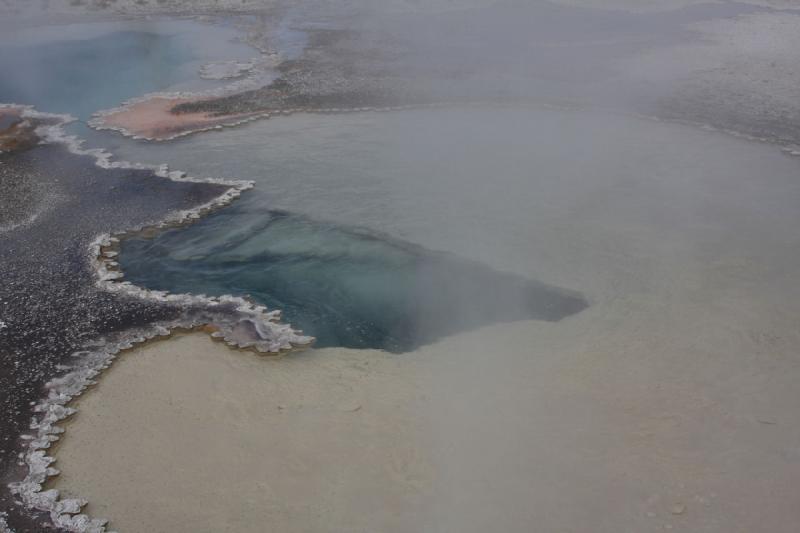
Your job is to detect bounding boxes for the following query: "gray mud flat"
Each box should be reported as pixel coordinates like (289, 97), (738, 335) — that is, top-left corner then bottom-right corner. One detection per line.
(135, 1), (800, 153)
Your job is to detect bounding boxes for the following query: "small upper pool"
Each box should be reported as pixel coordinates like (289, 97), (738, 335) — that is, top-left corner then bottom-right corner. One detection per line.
(0, 19), (255, 119)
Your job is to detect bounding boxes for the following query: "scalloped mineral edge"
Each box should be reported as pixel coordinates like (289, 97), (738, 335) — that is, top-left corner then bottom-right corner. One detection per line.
(5, 106), (312, 532)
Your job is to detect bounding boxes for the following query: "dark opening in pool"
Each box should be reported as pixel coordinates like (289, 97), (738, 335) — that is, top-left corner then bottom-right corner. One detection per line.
(119, 208), (587, 352)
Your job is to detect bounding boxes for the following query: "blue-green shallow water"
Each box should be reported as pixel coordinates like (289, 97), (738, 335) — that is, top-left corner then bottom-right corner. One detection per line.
(120, 207), (587, 352)
(0, 19), (254, 119)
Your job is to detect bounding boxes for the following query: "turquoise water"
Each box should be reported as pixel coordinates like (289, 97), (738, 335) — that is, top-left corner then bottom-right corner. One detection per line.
(0, 19), (254, 119)
(120, 208), (586, 351)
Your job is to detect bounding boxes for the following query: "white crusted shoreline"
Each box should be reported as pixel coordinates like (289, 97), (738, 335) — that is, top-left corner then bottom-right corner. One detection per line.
(4, 105), (312, 532)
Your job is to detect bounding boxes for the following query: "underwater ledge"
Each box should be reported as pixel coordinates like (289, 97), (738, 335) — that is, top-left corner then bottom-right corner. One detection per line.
(119, 208), (589, 353)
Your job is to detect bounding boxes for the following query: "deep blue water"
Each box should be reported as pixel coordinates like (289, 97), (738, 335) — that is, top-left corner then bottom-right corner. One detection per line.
(119, 206), (587, 352)
(0, 31), (191, 118)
